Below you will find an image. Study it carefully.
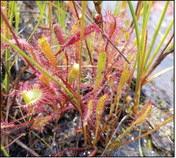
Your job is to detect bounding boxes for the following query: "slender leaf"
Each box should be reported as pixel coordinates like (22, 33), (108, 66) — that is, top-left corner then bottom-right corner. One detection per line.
(94, 52), (106, 90)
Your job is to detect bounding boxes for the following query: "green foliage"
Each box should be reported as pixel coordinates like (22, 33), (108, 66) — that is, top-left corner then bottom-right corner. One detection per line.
(94, 52), (106, 90)
(128, 1), (173, 113)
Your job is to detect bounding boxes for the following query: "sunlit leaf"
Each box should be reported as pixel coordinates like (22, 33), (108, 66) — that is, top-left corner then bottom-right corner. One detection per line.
(68, 63), (79, 84)
(94, 52), (106, 90)
(38, 36), (57, 69)
(94, 94), (107, 145)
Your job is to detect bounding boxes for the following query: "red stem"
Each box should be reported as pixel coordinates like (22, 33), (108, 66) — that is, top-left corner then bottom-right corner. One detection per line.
(54, 148), (87, 157)
(87, 147), (97, 157)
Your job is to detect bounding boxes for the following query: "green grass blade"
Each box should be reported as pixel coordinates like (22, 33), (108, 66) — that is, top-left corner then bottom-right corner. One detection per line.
(127, 1), (141, 86)
(27, 1), (47, 41)
(36, 1), (43, 12)
(145, 19), (173, 71)
(127, 1), (140, 50)
(127, 1), (141, 113)
(137, 1), (147, 75)
(56, 2), (67, 32)
(114, 1), (121, 16)
(3, 1), (16, 93)
(139, 2), (153, 72)
(14, 2), (22, 33)
(144, 1), (170, 68)
(3, 49), (10, 93)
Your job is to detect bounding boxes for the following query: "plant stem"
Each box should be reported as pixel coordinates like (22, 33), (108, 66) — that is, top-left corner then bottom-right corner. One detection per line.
(79, 1), (88, 146)
(127, 1), (141, 114)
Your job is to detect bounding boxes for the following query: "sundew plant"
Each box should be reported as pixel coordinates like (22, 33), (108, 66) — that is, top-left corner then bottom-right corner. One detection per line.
(1, 1), (174, 157)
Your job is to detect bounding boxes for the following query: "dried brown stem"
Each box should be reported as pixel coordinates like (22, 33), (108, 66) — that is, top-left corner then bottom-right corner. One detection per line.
(142, 34), (174, 85)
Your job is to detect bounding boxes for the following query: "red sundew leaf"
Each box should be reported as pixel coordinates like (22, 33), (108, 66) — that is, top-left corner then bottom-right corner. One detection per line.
(53, 23), (65, 45)
(55, 24), (100, 56)
(103, 11), (116, 38)
(134, 101), (153, 123)
(1, 121), (33, 135)
(83, 100), (93, 126)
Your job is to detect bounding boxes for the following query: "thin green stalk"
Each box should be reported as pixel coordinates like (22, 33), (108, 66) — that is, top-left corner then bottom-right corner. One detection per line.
(138, 1), (147, 74)
(27, 1), (47, 41)
(127, 1), (141, 86)
(31, 131), (51, 149)
(3, 1), (15, 93)
(4, 49), (10, 93)
(145, 19), (173, 71)
(14, 2), (22, 34)
(135, 2), (151, 100)
(56, 2), (67, 32)
(138, 126), (143, 156)
(1, 144), (9, 157)
(139, 1), (153, 73)
(78, 2), (86, 97)
(48, 1), (53, 35)
(144, 1), (170, 68)
(127, 1), (140, 49)
(8, 1), (15, 25)
(36, 1), (43, 12)
(127, 1), (141, 113)
(79, 1), (87, 146)
(114, 1), (121, 16)
(141, 35), (173, 84)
